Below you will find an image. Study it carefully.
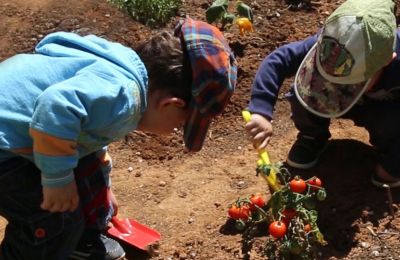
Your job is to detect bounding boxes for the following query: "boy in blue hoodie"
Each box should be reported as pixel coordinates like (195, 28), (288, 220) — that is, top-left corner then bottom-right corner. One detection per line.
(245, 0), (400, 187)
(0, 17), (237, 260)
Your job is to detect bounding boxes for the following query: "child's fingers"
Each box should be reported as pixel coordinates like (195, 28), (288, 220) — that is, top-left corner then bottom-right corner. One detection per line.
(247, 126), (261, 137)
(253, 131), (269, 149)
(70, 196), (80, 212)
(49, 201), (64, 212)
(40, 199), (54, 211)
(258, 137), (270, 150)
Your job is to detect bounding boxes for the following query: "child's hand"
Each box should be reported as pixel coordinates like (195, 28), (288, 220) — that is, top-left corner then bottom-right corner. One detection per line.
(41, 181), (79, 212)
(244, 113), (273, 150)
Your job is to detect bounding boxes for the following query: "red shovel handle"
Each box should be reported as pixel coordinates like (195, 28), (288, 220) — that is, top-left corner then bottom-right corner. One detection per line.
(111, 216), (133, 234)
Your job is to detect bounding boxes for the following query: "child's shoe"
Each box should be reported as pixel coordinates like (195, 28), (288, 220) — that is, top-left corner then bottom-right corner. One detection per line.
(287, 136), (328, 169)
(371, 165), (400, 188)
(69, 231), (125, 260)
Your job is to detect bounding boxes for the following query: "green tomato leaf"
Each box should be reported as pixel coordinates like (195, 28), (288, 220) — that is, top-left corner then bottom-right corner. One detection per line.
(236, 1), (253, 22)
(267, 189), (285, 217)
(211, 0), (228, 8)
(206, 5), (226, 24)
(222, 12), (236, 25)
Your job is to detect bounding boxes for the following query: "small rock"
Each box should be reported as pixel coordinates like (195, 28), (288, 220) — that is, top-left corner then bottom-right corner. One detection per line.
(178, 192), (187, 198)
(159, 181), (166, 187)
(371, 246), (381, 251)
(371, 250), (380, 257)
(361, 242), (370, 248)
(135, 172), (141, 177)
(128, 166), (133, 172)
(188, 218), (195, 224)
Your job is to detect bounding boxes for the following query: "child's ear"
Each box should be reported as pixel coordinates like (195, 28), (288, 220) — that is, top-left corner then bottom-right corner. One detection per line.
(158, 96), (186, 110)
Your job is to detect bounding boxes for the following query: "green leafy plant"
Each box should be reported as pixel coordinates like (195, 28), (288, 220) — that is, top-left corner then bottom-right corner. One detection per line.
(206, 0), (253, 30)
(108, 0), (181, 27)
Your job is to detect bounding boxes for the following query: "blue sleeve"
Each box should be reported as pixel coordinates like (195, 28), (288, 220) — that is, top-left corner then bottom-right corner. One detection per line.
(30, 70), (134, 187)
(248, 34), (318, 119)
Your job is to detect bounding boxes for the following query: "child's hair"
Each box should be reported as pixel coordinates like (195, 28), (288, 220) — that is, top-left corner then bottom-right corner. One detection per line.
(135, 31), (192, 106)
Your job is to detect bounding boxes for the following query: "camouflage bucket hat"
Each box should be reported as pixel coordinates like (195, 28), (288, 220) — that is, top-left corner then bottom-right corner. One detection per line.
(294, 0), (396, 118)
(174, 17), (237, 151)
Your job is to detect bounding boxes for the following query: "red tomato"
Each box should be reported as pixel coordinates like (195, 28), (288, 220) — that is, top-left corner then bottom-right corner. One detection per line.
(282, 208), (297, 219)
(289, 178), (307, 193)
(238, 205), (250, 220)
(281, 208), (296, 226)
(269, 221), (287, 239)
(304, 223), (312, 233)
(228, 205), (241, 219)
(249, 193), (265, 211)
(308, 177), (322, 190)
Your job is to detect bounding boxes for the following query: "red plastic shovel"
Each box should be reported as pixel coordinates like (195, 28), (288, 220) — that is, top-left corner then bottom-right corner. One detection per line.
(107, 216), (161, 251)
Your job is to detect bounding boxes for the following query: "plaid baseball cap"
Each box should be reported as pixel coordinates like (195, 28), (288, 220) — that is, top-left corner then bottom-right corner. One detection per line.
(294, 0), (396, 118)
(174, 17), (237, 152)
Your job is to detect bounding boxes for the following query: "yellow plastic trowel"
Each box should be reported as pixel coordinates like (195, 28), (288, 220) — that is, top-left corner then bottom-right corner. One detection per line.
(242, 110), (280, 192)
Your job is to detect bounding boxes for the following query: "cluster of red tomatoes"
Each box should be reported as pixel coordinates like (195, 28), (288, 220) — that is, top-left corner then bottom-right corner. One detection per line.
(268, 176), (324, 239)
(228, 193), (266, 229)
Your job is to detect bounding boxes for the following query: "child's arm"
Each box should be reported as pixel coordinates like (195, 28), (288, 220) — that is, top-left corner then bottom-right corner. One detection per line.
(245, 34), (318, 149)
(248, 34), (318, 120)
(41, 180), (79, 212)
(29, 71), (142, 209)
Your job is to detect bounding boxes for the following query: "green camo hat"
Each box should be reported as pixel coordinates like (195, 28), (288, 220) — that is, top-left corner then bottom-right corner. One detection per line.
(294, 0), (397, 118)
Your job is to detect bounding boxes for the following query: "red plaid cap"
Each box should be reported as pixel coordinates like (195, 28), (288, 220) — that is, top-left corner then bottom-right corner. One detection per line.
(174, 17), (237, 152)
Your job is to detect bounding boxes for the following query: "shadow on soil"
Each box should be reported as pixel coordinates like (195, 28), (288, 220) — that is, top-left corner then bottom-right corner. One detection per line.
(120, 242), (152, 260)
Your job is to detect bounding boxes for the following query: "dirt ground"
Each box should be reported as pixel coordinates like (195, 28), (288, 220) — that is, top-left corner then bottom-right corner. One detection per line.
(1, 0), (400, 259)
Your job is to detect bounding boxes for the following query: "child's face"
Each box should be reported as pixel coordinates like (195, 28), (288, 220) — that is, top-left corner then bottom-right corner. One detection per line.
(137, 90), (190, 135)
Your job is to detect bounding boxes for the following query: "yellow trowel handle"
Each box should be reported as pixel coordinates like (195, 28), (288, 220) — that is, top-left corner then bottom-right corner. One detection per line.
(242, 110), (280, 192)
(241, 110), (271, 164)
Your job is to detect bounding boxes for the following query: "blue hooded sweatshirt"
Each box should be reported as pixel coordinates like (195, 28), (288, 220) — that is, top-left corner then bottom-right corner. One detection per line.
(0, 32), (148, 187)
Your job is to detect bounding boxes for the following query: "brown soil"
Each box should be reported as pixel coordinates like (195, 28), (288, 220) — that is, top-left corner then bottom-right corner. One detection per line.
(1, 0), (399, 259)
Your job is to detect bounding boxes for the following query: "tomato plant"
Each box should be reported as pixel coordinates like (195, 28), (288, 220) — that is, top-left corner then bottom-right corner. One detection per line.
(269, 221), (287, 239)
(227, 165), (327, 258)
(235, 111), (327, 258)
(289, 177), (307, 193)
